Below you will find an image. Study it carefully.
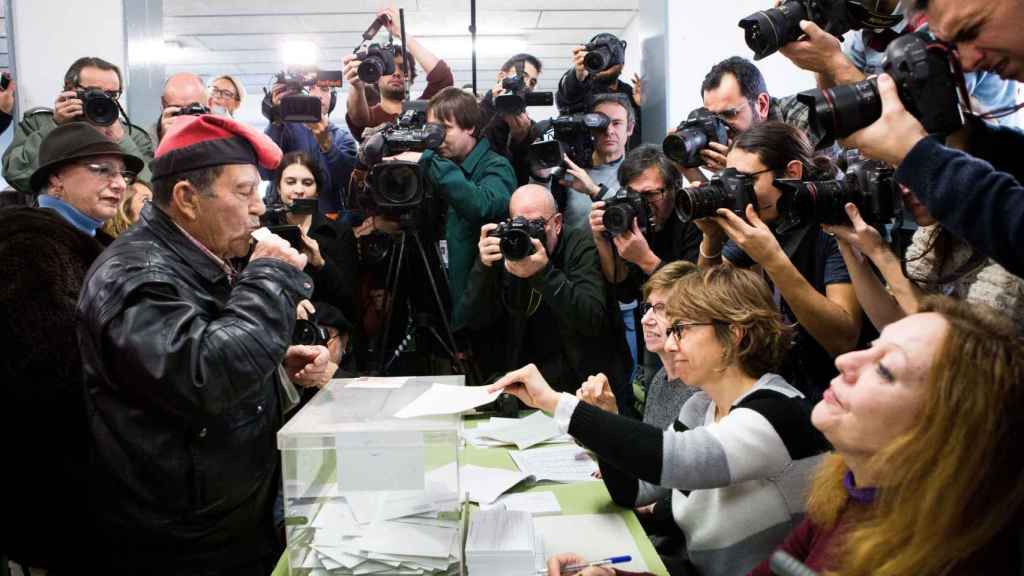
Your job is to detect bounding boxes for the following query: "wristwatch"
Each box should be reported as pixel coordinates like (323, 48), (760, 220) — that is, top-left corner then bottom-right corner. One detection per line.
(592, 183), (608, 200)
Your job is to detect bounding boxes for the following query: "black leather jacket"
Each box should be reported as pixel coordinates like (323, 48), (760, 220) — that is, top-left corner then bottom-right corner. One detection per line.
(77, 203), (312, 571)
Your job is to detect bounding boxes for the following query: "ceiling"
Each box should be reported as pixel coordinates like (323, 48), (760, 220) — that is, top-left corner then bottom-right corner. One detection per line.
(162, 0), (638, 123)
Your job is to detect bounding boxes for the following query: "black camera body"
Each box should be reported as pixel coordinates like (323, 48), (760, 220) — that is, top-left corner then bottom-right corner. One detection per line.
(739, 0), (861, 60)
(172, 103), (211, 117)
(76, 89), (119, 127)
(776, 153), (897, 225)
(675, 168), (759, 223)
(528, 112), (611, 179)
(489, 216), (547, 261)
(797, 32), (964, 147)
(663, 107), (731, 168)
(583, 34), (628, 73)
(293, 317), (329, 347)
(494, 74), (554, 116)
(261, 197), (319, 227)
(274, 68), (344, 123)
(603, 190), (654, 236)
(355, 43), (398, 84)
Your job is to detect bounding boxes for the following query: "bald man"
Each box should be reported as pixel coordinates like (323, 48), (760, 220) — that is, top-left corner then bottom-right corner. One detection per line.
(156, 72), (208, 140)
(462, 184), (632, 399)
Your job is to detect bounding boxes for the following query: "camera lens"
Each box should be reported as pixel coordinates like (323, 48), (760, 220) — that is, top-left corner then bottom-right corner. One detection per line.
(374, 163), (420, 206)
(358, 57), (385, 84)
(500, 229), (535, 261)
(602, 203), (637, 236)
(676, 182), (730, 223)
(293, 319), (326, 347)
(778, 180), (852, 225)
(662, 128), (710, 168)
(738, 1), (807, 60)
(799, 79), (880, 147)
(583, 48), (611, 72)
(83, 91), (118, 127)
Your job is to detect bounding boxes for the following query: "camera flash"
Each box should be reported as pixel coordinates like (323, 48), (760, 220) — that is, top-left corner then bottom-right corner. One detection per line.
(280, 40), (319, 68)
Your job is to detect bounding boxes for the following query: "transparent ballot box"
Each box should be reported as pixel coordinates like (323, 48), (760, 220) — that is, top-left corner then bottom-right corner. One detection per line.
(277, 376), (465, 575)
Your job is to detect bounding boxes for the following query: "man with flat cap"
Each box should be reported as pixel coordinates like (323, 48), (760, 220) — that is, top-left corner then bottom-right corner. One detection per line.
(1, 123), (143, 574)
(77, 114), (333, 574)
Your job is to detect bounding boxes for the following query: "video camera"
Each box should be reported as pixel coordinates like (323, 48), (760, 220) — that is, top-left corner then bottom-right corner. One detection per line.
(582, 33), (628, 74)
(259, 197), (319, 252)
(494, 60), (554, 116)
(489, 216), (547, 261)
(602, 189), (654, 236)
(776, 151), (897, 225)
(351, 101), (446, 216)
(528, 112), (611, 180)
(739, 0), (902, 60)
(663, 107), (730, 168)
(274, 68), (344, 123)
(675, 167), (759, 223)
(797, 31), (964, 148)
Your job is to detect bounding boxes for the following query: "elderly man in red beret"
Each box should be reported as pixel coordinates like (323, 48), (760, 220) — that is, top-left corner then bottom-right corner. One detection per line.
(77, 114), (332, 574)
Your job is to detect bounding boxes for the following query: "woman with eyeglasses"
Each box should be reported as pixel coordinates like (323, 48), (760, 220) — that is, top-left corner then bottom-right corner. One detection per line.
(695, 120), (865, 403)
(207, 75), (245, 116)
(490, 265), (829, 576)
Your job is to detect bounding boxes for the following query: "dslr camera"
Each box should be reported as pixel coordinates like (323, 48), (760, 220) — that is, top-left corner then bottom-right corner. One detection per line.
(489, 216), (547, 261)
(662, 107), (730, 168)
(274, 67), (344, 123)
(528, 112), (611, 180)
(602, 189), (654, 236)
(675, 167), (759, 223)
(776, 151), (897, 225)
(494, 60), (554, 116)
(76, 88), (120, 127)
(355, 43), (397, 84)
(172, 103), (210, 117)
(293, 315), (329, 347)
(739, 0), (901, 60)
(351, 101), (446, 215)
(797, 32), (964, 148)
(582, 33), (628, 74)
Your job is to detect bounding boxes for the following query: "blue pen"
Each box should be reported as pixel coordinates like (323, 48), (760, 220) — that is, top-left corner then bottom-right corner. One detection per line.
(539, 555), (632, 575)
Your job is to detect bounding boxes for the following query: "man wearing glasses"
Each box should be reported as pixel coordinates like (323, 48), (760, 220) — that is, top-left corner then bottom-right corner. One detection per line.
(462, 184), (631, 402)
(2, 56), (154, 194)
(685, 56), (815, 182)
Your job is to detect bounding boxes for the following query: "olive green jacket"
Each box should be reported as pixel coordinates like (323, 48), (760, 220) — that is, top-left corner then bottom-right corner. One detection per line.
(2, 108), (154, 193)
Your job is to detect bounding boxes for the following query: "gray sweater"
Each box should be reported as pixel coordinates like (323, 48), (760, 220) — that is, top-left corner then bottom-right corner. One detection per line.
(642, 367), (697, 431)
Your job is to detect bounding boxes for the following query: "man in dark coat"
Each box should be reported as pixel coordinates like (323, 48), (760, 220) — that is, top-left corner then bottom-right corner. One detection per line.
(76, 115), (333, 574)
(0, 122), (144, 572)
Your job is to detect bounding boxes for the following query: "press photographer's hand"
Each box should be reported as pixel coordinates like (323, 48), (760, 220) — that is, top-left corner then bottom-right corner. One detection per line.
(842, 74), (928, 166)
(478, 223), (503, 267)
(561, 155), (601, 198)
(505, 238), (548, 279)
(54, 91), (83, 125)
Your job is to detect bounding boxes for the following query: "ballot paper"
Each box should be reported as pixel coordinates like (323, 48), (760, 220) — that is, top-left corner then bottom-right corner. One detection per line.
(394, 383), (500, 419)
(463, 412), (570, 450)
(534, 513), (648, 573)
(251, 226), (273, 242)
(509, 444), (600, 483)
(345, 377), (409, 389)
(465, 508), (540, 576)
(482, 491), (563, 516)
(427, 462), (531, 505)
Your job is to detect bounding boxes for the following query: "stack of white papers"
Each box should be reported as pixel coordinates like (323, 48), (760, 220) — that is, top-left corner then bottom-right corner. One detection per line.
(463, 412), (573, 450)
(290, 482), (462, 575)
(465, 508), (543, 576)
(509, 444), (600, 483)
(394, 384), (500, 419)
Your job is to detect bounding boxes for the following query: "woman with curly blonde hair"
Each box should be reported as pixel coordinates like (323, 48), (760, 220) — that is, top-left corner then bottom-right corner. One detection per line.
(749, 296), (1024, 575)
(101, 180), (152, 238)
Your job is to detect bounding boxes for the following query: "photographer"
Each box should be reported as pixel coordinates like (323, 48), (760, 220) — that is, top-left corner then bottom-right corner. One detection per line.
(461, 184), (630, 400)
(480, 53), (544, 186)
(560, 92), (635, 231)
(344, 7), (454, 143)
(778, 1), (1018, 126)
(698, 121), (864, 401)
(556, 33), (642, 149)
(842, 0), (1024, 279)
(156, 73), (209, 141)
(415, 87), (517, 326)
(685, 57), (814, 182)
(264, 74), (358, 215)
(3, 56), (154, 194)
(77, 115), (331, 573)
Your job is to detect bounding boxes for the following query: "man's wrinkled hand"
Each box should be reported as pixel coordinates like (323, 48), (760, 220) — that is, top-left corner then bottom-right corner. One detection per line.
(284, 345), (333, 389)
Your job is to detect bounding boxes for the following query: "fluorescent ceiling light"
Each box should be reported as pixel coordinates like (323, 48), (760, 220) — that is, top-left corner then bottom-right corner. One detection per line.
(280, 40), (319, 67)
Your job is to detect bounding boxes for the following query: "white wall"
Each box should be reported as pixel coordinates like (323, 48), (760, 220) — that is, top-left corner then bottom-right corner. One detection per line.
(664, 0), (817, 129)
(11, 0), (125, 112)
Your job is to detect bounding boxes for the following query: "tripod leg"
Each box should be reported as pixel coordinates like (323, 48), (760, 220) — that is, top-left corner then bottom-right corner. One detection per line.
(409, 231), (468, 375)
(376, 232), (407, 374)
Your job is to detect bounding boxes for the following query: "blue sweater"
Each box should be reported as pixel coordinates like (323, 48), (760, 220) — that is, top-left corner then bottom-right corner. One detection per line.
(895, 128), (1024, 278)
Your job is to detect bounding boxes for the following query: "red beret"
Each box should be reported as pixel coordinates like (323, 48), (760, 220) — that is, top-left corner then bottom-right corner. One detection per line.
(150, 114), (282, 181)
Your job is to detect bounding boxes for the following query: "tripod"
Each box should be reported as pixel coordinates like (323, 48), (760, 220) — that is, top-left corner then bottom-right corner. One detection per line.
(374, 220), (469, 377)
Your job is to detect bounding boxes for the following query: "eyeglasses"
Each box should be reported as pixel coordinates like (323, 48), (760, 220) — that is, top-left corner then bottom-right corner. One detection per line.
(81, 162), (136, 185)
(627, 187), (668, 202)
(734, 167), (775, 178)
(665, 321), (719, 340)
(715, 104), (746, 120)
(76, 84), (121, 101)
(640, 302), (667, 317)
(210, 87), (238, 101)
